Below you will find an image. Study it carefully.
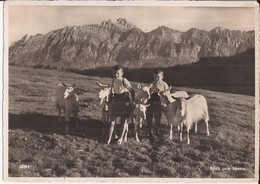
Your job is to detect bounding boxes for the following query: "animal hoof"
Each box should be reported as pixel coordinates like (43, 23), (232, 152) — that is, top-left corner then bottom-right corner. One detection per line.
(207, 132), (210, 136)
(117, 139), (122, 145)
(136, 139), (140, 142)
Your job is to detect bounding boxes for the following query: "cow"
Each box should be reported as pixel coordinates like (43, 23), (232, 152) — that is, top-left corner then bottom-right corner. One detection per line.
(55, 82), (79, 133)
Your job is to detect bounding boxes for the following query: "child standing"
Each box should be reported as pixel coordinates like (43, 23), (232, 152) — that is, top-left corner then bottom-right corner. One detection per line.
(107, 65), (135, 144)
(110, 65), (135, 117)
(146, 69), (169, 139)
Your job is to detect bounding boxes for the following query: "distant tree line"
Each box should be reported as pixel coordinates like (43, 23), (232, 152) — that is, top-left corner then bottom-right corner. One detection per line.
(68, 49), (255, 96)
(12, 49), (254, 96)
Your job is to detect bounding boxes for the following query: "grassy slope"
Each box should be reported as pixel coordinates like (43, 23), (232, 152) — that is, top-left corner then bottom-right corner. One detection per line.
(8, 66), (255, 178)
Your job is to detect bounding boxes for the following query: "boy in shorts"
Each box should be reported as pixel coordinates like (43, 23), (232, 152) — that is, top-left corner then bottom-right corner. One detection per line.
(147, 69), (169, 139)
(107, 65), (135, 144)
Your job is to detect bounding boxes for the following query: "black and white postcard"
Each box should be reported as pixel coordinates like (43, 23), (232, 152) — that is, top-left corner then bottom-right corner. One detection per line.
(3, 1), (259, 183)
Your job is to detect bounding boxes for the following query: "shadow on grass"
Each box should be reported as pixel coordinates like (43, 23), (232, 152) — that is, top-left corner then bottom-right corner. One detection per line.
(9, 113), (105, 142)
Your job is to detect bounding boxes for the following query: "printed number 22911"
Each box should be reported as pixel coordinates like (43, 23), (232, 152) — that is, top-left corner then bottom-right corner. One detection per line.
(20, 165), (30, 169)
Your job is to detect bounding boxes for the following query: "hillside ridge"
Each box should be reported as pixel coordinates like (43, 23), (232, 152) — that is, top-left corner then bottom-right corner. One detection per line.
(9, 18), (255, 69)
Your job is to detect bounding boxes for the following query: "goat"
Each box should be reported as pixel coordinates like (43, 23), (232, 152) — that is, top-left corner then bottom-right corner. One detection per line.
(97, 82), (151, 144)
(178, 95), (210, 144)
(55, 82), (79, 133)
(132, 103), (150, 142)
(116, 84), (151, 144)
(96, 82), (112, 138)
(159, 88), (189, 141)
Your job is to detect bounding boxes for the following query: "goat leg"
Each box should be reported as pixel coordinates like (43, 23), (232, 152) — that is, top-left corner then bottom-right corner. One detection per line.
(206, 120), (210, 136)
(187, 128), (190, 145)
(195, 121), (198, 133)
(133, 118), (140, 142)
(64, 112), (69, 133)
(179, 122), (183, 142)
(58, 108), (62, 122)
(74, 112), (79, 130)
(101, 114), (106, 138)
(169, 124), (173, 140)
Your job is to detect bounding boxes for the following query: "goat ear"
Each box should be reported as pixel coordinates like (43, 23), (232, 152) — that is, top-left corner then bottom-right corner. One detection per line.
(145, 104), (150, 107)
(62, 82), (67, 87)
(72, 83), (76, 88)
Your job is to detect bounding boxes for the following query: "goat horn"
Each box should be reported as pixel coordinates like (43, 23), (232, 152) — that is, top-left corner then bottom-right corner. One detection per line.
(96, 82), (109, 87)
(62, 82), (67, 87)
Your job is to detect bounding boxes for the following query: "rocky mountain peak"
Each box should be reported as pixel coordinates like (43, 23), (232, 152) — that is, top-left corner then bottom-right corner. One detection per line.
(116, 18), (135, 29)
(101, 19), (113, 26)
(9, 19), (255, 69)
(211, 27), (223, 33)
(21, 34), (31, 42)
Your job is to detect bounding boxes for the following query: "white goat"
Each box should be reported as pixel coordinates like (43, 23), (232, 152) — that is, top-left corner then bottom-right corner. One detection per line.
(132, 103), (150, 142)
(160, 88), (189, 141)
(178, 95), (210, 144)
(96, 82), (111, 138)
(96, 82), (151, 144)
(96, 83), (110, 123)
(130, 84), (151, 142)
(117, 84), (151, 144)
(55, 82), (79, 133)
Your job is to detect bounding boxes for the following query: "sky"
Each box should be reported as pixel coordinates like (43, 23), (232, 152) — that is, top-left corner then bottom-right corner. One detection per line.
(8, 5), (255, 45)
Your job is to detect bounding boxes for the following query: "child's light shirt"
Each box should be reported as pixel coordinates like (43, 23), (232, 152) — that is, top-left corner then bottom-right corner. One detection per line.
(149, 80), (169, 94)
(112, 78), (132, 94)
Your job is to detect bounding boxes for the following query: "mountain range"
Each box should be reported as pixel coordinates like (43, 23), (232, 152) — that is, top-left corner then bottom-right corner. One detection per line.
(9, 18), (255, 69)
